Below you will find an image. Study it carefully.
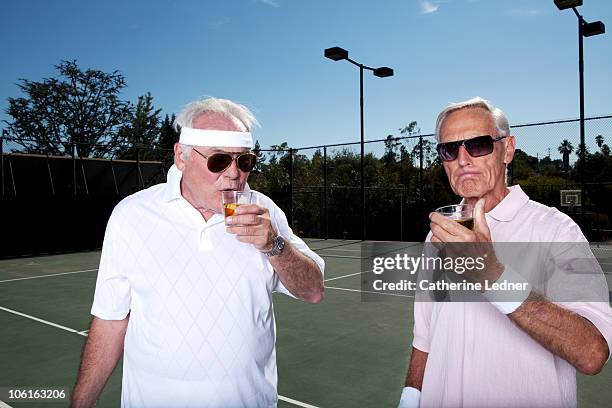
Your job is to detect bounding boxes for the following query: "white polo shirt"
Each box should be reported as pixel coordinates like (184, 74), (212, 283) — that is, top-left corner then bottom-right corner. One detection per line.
(91, 165), (325, 408)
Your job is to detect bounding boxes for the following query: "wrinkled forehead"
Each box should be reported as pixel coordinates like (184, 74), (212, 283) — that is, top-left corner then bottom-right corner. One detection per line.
(439, 107), (496, 143)
(192, 112), (246, 132)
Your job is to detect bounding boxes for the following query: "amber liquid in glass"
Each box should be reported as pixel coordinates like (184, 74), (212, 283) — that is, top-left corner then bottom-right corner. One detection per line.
(456, 218), (474, 230)
(224, 203), (239, 217)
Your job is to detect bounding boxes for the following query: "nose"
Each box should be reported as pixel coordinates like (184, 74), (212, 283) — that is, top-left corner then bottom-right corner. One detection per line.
(223, 158), (241, 179)
(457, 145), (472, 166)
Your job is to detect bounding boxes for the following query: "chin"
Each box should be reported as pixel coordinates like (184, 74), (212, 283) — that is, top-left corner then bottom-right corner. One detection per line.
(456, 189), (477, 196)
(454, 179), (484, 197)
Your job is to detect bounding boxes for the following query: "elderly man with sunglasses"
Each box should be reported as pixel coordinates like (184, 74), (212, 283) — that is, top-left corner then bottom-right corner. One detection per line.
(398, 97), (612, 408)
(72, 97), (324, 408)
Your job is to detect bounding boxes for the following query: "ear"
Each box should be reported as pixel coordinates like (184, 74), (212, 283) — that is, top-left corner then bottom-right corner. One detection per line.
(503, 135), (516, 164)
(174, 143), (186, 170)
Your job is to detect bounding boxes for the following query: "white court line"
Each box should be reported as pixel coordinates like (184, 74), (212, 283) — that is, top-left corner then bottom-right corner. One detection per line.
(0, 306), (88, 337)
(278, 396), (320, 408)
(325, 286), (414, 298)
(0, 268), (98, 283)
(324, 270), (370, 282)
(0, 307), (318, 408)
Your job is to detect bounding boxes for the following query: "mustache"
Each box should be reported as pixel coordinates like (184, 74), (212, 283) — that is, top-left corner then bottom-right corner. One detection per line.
(218, 184), (244, 191)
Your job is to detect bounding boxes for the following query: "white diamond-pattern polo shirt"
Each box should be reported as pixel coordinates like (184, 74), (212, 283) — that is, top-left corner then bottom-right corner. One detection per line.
(91, 165), (325, 408)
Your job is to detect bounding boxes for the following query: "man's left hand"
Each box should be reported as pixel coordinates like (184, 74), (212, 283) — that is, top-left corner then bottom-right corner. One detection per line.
(225, 204), (276, 252)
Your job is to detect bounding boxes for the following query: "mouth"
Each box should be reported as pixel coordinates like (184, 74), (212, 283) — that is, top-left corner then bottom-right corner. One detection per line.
(220, 187), (241, 192)
(455, 171), (481, 183)
(457, 170), (480, 178)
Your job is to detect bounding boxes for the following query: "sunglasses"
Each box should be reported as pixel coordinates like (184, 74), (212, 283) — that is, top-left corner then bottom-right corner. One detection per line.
(436, 135), (507, 162)
(192, 149), (258, 173)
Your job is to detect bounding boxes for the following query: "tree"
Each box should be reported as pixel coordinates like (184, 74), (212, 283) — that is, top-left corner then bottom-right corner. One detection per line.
(399, 121), (419, 137)
(157, 113), (178, 166)
(558, 140), (573, 172)
(538, 155), (564, 177)
(159, 114), (178, 151)
(252, 140), (267, 173)
(116, 92), (161, 160)
(4, 60), (132, 157)
(512, 149), (538, 179)
(595, 134), (604, 149)
(381, 134), (400, 166)
(602, 144), (611, 156)
(575, 144), (590, 160)
(264, 142), (291, 190)
(410, 138), (438, 168)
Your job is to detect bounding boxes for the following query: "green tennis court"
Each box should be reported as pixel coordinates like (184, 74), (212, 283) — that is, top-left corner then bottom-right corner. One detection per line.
(1, 239), (611, 407)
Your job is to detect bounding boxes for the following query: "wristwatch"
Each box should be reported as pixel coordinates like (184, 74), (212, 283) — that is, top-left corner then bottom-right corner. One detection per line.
(262, 235), (285, 257)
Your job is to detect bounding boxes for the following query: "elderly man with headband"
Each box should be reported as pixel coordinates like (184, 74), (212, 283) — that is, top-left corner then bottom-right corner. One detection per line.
(72, 97), (324, 408)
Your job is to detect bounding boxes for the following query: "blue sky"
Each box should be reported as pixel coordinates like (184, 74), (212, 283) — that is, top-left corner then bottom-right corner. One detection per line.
(1, 0), (611, 155)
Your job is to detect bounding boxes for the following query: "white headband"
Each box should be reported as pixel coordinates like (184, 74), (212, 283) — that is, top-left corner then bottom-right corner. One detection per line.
(179, 127), (254, 148)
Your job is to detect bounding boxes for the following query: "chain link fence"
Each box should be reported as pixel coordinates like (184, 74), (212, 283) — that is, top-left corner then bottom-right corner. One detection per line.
(254, 115), (612, 242)
(2, 115), (612, 256)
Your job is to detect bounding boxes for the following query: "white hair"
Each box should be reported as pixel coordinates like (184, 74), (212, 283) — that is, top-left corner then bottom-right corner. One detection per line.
(174, 97), (260, 159)
(434, 96), (511, 142)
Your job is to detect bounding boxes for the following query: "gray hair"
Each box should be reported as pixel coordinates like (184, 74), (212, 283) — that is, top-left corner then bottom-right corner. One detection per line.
(174, 97), (260, 159)
(434, 96), (510, 142)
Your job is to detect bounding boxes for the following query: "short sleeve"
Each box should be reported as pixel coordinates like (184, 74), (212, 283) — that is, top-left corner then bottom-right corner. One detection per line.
(90, 207), (132, 320)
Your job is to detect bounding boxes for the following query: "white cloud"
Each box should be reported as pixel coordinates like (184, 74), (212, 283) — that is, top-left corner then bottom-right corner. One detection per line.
(419, 0), (439, 14)
(258, 0), (279, 7)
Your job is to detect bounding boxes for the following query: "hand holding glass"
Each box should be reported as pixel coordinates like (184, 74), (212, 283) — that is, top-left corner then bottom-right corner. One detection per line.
(435, 204), (474, 230)
(222, 191), (253, 224)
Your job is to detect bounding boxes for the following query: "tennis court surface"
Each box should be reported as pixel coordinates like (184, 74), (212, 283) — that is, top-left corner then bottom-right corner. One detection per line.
(1, 239), (612, 407)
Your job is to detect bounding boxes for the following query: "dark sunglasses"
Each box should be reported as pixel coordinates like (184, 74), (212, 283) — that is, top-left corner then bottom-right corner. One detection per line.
(436, 135), (507, 162)
(192, 149), (258, 173)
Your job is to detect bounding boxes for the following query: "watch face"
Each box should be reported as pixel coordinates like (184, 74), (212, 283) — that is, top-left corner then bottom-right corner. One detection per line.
(275, 236), (285, 250)
(264, 236), (285, 257)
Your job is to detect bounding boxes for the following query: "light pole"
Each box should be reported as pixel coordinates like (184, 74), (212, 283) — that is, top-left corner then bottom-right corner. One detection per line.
(554, 0), (605, 222)
(324, 46), (394, 241)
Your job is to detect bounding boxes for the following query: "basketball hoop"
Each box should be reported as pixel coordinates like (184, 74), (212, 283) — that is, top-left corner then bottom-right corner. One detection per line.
(560, 190), (581, 208)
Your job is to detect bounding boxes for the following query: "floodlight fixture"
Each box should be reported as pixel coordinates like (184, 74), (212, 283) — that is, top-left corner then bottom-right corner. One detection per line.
(324, 47), (348, 61)
(583, 21), (605, 36)
(554, 0), (582, 10)
(373, 67), (394, 78)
